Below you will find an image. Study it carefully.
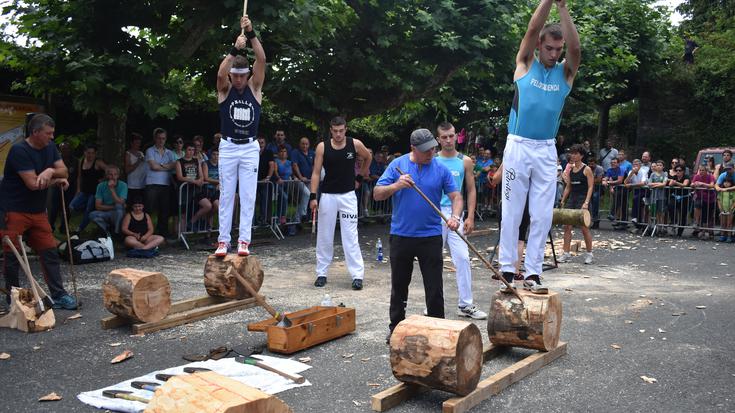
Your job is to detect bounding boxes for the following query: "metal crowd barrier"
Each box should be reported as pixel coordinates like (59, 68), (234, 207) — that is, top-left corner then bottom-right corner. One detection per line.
(591, 184), (732, 239)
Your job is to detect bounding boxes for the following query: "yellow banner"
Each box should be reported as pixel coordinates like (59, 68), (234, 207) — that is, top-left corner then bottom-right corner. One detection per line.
(0, 100), (44, 178)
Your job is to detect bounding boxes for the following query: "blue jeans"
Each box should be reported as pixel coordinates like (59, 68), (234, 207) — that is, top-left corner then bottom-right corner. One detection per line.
(89, 204), (125, 234)
(69, 192), (95, 232)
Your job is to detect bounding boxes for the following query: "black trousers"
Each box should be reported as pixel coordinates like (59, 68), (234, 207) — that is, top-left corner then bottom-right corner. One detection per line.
(389, 235), (444, 331)
(145, 184), (172, 237)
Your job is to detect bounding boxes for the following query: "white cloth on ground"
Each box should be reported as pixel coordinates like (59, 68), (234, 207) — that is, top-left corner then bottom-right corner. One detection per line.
(77, 355), (311, 413)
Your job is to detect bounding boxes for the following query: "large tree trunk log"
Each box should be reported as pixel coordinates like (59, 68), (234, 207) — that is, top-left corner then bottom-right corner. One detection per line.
(103, 269), (171, 323)
(553, 208), (591, 227)
(389, 315), (483, 396)
(145, 371), (292, 413)
(204, 254), (264, 299)
(487, 290), (562, 351)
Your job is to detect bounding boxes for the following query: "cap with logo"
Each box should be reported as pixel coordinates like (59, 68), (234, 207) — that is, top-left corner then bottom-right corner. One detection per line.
(410, 129), (438, 152)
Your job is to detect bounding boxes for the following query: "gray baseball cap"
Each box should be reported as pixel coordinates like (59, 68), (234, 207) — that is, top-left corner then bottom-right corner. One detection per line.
(724, 161), (734, 169)
(410, 129), (438, 152)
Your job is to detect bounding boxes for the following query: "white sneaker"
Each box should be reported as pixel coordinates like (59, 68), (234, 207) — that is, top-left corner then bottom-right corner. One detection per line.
(558, 252), (572, 263)
(422, 308), (428, 316)
(457, 304), (488, 320)
(237, 241), (250, 256)
(215, 242), (229, 257)
(584, 252), (593, 265)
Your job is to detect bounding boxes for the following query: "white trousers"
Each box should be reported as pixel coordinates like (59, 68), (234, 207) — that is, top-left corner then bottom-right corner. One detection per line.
(441, 206), (473, 308)
(499, 135), (557, 276)
(316, 192), (364, 280)
(218, 138), (259, 244)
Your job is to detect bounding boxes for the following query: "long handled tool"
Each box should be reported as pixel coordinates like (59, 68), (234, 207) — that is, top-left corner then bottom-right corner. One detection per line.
(59, 188), (79, 309)
(240, 0), (249, 36)
(103, 390), (150, 403)
(2, 236), (54, 315)
(395, 167), (525, 304)
(228, 266), (292, 327)
(236, 356), (305, 383)
(155, 367), (212, 382)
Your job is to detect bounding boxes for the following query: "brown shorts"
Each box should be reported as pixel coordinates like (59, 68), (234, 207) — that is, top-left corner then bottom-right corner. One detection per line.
(0, 211), (58, 252)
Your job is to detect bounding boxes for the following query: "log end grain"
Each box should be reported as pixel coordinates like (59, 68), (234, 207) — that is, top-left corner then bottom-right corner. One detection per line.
(203, 254), (264, 300)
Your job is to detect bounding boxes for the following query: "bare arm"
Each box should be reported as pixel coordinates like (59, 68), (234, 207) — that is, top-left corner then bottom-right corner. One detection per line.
(448, 191), (464, 223)
(121, 214), (135, 236)
(463, 157), (477, 234)
(374, 174), (413, 201)
(309, 143), (325, 194)
(354, 139), (372, 177)
(584, 167), (594, 206)
(244, 16), (266, 101)
(217, 36), (246, 103)
(515, 0), (555, 80)
(558, 0), (581, 84)
(17, 159), (68, 191)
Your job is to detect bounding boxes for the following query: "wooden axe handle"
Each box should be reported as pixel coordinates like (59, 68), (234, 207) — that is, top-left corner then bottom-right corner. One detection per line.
(230, 268), (281, 319)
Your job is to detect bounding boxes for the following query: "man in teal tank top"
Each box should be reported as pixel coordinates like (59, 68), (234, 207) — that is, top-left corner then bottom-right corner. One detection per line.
(499, 0), (580, 294)
(436, 122), (487, 319)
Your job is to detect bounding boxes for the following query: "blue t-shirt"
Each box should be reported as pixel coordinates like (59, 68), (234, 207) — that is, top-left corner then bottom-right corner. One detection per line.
(369, 161), (387, 178)
(145, 146), (176, 186)
(717, 171), (735, 185)
(266, 142), (293, 159)
(95, 180), (128, 206)
(507, 59), (571, 140)
(606, 166), (623, 181)
(377, 154), (458, 237)
(476, 158), (493, 183)
(0, 140), (61, 213)
(290, 148), (315, 178)
(436, 154), (465, 207)
(619, 160), (632, 177)
(276, 159), (293, 180)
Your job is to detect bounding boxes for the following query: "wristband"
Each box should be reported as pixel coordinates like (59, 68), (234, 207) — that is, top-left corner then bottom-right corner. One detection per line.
(355, 175), (364, 183)
(229, 47), (240, 57)
(309, 193), (317, 201)
(245, 30), (257, 40)
(451, 215), (461, 221)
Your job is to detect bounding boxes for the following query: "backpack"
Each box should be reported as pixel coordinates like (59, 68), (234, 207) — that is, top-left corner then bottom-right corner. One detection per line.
(58, 236), (113, 264)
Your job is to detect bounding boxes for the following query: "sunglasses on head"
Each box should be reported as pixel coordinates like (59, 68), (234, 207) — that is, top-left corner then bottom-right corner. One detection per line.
(675, 168), (683, 172)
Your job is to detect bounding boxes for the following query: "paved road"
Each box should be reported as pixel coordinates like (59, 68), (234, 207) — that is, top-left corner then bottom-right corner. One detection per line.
(1, 221), (733, 412)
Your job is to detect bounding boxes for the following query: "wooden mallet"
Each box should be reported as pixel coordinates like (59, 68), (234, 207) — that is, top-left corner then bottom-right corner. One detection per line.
(394, 167), (525, 303)
(228, 266), (292, 327)
(102, 390), (150, 404)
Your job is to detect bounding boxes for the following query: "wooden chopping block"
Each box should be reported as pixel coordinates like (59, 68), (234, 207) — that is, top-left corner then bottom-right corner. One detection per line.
(553, 208), (591, 227)
(103, 268), (171, 323)
(204, 254), (264, 299)
(487, 289), (562, 351)
(145, 371), (292, 413)
(389, 315), (483, 396)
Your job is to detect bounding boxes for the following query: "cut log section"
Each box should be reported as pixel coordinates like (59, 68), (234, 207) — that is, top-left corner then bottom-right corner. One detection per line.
(553, 208), (591, 227)
(389, 315), (483, 396)
(487, 289), (562, 351)
(103, 268), (171, 323)
(144, 371), (292, 413)
(204, 254), (264, 299)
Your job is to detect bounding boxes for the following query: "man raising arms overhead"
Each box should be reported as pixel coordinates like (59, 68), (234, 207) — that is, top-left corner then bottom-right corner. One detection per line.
(215, 15), (266, 257)
(499, 0), (580, 294)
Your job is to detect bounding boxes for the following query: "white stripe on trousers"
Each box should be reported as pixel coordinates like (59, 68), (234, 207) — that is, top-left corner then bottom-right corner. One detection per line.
(499, 134), (557, 276)
(441, 206), (473, 308)
(316, 192), (364, 280)
(217, 138), (259, 244)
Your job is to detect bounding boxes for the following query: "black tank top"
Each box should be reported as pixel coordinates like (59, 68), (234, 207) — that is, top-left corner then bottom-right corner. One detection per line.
(219, 86), (261, 140)
(321, 137), (357, 194)
(569, 164), (588, 196)
(127, 212), (149, 234)
(80, 159), (103, 194)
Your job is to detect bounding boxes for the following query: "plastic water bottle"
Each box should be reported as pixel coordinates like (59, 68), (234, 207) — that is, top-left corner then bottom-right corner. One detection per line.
(376, 238), (383, 262)
(320, 294), (333, 307)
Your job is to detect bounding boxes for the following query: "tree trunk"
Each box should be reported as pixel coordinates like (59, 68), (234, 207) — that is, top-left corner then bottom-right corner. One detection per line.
(389, 315), (483, 396)
(97, 109), (127, 168)
(145, 371), (293, 413)
(204, 254), (264, 300)
(487, 290), (562, 351)
(596, 101), (611, 147)
(553, 208), (591, 227)
(103, 268), (171, 323)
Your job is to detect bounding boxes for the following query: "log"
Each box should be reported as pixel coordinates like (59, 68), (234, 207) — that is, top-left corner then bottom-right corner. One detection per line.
(103, 268), (171, 323)
(487, 289), (562, 351)
(553, 208), (591, 227)
(389, 315), (483, 396)
(204, 254), (264, 299)
(145, 371), (292, 413)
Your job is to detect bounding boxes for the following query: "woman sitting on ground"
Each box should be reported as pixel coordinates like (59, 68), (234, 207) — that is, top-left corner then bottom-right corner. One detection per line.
(121, 198), (164, 251)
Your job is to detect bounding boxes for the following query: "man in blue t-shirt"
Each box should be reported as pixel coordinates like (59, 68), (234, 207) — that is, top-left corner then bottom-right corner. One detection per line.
(374, 129), (462, 344)
(602, 158), (625, 222)
(291, 137), (316, 221)
(89, 165), (128, 234)
(0, 114), (78, 310)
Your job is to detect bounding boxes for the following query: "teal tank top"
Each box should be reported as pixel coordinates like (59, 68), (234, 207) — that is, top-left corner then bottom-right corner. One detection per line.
(436, 154), (464, 207)
(507, 59), (571, 140)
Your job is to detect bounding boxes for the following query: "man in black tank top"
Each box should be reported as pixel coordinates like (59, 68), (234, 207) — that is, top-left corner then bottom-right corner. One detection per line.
(214, 14), (266, 258)
(309, 117), (372, 290)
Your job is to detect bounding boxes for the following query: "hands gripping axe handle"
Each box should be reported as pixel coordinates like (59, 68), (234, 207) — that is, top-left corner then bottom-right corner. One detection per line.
(240, 0), (249, 36)
(394, 167), (525, 304)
